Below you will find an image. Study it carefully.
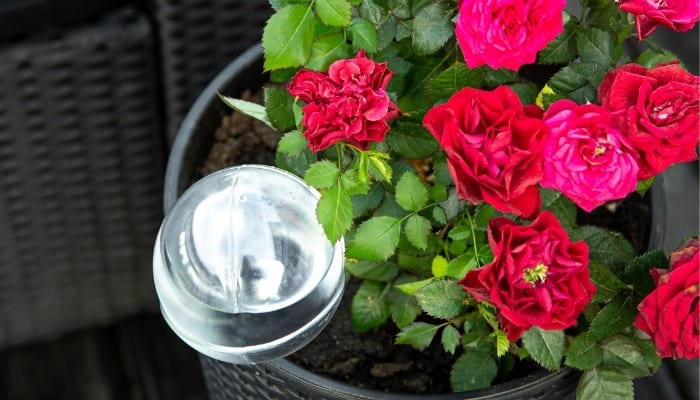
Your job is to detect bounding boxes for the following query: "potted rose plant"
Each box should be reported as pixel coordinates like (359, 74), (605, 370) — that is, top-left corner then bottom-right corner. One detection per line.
(165, 0), (700, 398)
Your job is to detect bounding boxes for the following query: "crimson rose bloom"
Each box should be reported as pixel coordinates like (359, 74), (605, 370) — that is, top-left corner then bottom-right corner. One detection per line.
(455, 0), (565, 70)
(635, 238), (700, 359)
(598, 62), (699, 179)
(287, 51), (398, 152)
(461, 211), (594, 341)
(618, 0), (699, 40)
(422, 86), (547, 219)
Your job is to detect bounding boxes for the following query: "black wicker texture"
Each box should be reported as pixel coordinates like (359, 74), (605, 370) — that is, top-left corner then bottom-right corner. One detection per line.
(200, 356), (579, 400)
(151, 0), (271, 144)
(0, 6), (164, 348)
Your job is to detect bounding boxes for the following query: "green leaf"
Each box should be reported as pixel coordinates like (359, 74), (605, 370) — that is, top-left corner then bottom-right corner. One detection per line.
(276, 145), (316, 177)
(635, 176), (655, 197)
(636, 49), (679, 68)
(315, 0), (351, 27)
(440, 188), (464, 220)
(431, 255), (448, 277)
(447, 253), (478, 280)
(589, 261), (628, 303)
(624, 250), (669, 302)
(395, 322), (441, 350)
(522, 327), (565, 371)
(346, 216), (401, 260)
(306, 33), (352, 71)
(545, 193), (577, 230)
(344, 260), (399, 281)
(404, 215), (432, 250)
(448, 226), (471, 241)
(376, 14), (398, 51)
(547, 62), (607, 104)
(508, 82), (539, 105)
(450, 351), (498, 391)
(600, 336), (653, 378)
(277, 130), (308, 156)
(442, 324), (461, 355)
(218, 94), (273, 128)
(570, 226), (636, 273)
(263, 5), (316, 70)
(539, 18), (578, 65)
(484, 68), (518, 87)
(351, 280), (390, 331)
(432, 206), (447, 225)
(390, 286), (422, 327)
(495, 330), (509, 358)
(577, 367), (634, 400)
(411, 3), (453, 55)
(385, 122), (439, 159)
(304, 160), (339, 189)
(368, 154), (393, 182)
(351, 184), (383, 216)
(427, 63), (486, 101)
(565, 333), (603, 370)
(575, 27), (615, 67)
(340, 169), (371, 196)
(360, 0), (382, 24)
(540, 188), (561, 208)
(264, 87), (296, 131)
(588, 293), (637, 341)
(349, 17), (378, 53)
(395, 172), (429, 211)
(473, 204), (495, 229)
(316, 184), (353, 243)
(414, 280), (466, 319)
(389, 0), (411, 19)
(395, 277), (434, 295)
(632, 337), (662, 373)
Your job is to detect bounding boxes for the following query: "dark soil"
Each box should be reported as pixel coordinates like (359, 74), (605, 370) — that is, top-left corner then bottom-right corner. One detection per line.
(200, 89), (280, 177)
(201, 90), (653, 394)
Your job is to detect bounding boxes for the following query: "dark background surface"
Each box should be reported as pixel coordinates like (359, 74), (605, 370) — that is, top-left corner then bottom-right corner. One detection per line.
(0, 1), (697, 399)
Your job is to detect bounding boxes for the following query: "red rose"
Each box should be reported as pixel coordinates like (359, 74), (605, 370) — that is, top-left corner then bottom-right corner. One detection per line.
(598, 62), (699, 179)
(461, 211), (594, 341)
(287, 51), (398, 152)
(635, 238), (700, 359)
(618, 0), (699, 40)
(422, 86), (547, 219)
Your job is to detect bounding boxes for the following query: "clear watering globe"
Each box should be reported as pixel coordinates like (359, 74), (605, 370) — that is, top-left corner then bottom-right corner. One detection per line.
(153, 165), (345, 364)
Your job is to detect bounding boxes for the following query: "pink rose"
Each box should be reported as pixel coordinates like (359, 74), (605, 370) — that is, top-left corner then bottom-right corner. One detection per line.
(455, 0), (565, 71)
(619, 0), (699, 40)
(461, 211), (594, 341)
(541, 100), (639, 212)
(287, 51), (399, 152)
(635, 238), (700, 359)
(598, 62), (700, 179)
(423, 86), (547, 219)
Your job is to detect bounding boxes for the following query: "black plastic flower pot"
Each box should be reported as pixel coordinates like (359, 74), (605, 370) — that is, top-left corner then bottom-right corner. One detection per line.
(163, 44), (667, 400)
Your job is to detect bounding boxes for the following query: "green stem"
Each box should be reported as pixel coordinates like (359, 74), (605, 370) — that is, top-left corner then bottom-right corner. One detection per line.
(464, 207), (481, 266)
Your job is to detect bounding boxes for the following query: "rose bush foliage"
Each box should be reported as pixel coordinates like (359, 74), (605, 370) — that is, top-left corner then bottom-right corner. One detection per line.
(225, 0), (700, 397)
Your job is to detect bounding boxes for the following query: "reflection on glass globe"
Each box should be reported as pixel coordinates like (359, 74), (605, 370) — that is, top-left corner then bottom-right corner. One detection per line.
(153, 165), (345, 364)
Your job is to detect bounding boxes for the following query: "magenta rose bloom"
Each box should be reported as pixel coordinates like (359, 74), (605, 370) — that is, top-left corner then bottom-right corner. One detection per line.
(540, 100), (639, 212)
(422, 86), (547, 219)
(461, 211), (594, 341)
(287, 51), (398, 152)
(598, 62), (700, 179)
(635, 237), (700, 359)
(455, 0), (565, 71)
(619, 0), (699, 40)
